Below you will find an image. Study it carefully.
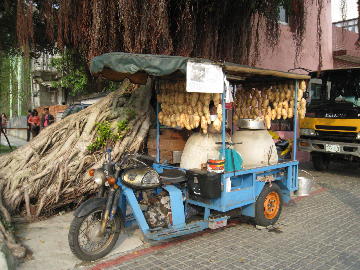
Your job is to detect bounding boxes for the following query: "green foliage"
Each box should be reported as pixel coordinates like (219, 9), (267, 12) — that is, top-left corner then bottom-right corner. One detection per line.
(87, 121), (119, 153)
(87, 108), (137, 153)
(0, 145), (17, 155)
(50, 50), (88, 96)
(0, 53), (32, 117)
(117, 120), (129, 132)
(103, 81), (120, 92)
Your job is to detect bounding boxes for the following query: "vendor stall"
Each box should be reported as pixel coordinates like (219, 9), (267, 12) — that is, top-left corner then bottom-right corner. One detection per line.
(88, 52), (309, 241)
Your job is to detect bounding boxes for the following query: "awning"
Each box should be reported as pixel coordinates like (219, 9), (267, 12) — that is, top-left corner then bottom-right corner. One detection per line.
(90, 52), (310, 84)
(90, 53), (189, 84)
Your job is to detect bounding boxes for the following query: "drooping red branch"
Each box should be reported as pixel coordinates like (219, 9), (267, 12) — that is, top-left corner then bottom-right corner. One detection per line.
(13, 0), (312, 66)
(316, 0), (324, 71)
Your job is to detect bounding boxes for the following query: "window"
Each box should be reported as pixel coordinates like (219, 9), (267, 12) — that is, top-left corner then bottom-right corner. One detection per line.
(279, 5), (289, 24)
(309, 78), (323, 102)
(311, 83), (322, 100)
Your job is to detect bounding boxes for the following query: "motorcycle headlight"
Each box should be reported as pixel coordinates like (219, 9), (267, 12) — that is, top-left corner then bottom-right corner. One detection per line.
(300, 129), (317, 136)
(93, 169), (106, 185)
(141, 170), (160, 187)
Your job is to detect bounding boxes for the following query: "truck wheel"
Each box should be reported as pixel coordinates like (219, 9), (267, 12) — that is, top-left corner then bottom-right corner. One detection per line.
(311, 153), (329, 171)
(254, 183), (282, 227)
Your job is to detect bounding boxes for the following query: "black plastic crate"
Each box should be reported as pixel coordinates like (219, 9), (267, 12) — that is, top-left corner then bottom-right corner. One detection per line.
(187, 169), (221, 199)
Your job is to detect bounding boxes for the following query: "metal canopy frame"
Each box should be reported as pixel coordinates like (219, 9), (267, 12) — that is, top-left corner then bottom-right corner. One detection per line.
(90, 52), (304, 169)
(155, 69), (301, 166)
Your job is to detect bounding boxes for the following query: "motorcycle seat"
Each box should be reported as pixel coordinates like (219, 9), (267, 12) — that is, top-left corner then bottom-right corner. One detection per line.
(159, 169), (187, 185)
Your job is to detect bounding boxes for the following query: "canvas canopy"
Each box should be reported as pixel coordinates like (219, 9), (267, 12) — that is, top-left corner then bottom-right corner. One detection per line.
(90, 52), (310, 84)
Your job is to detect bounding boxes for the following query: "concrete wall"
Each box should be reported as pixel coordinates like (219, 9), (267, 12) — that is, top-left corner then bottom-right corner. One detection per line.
(333, 26), (358, 51)
(332, 26), (360, 68)
(7, 116), (27, 141)
(255, 2), (333, 72)
(32, 85), (63, 108)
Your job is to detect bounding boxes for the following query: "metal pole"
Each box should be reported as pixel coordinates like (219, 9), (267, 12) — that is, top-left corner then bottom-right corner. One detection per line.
(156, 80), (160, 163)
(292, 80), (299, 161)
(221, 86), (226, 159)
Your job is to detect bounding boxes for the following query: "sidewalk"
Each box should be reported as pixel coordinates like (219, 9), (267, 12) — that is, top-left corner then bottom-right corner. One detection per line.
(17, 212), (144, 270)
(0, 133), (27, 148)
(85, 163), (360, 270)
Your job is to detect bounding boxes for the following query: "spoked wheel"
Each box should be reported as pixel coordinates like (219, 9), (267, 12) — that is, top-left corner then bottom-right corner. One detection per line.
(254, 183), (283, 227)
(68, 207), (121, 261)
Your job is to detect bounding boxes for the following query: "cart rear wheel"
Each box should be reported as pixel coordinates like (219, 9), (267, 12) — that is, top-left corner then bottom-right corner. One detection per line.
(254, 183), (282, 227)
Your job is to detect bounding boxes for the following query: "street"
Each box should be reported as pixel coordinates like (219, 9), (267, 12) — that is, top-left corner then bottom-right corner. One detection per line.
(86, 162), (360, 270)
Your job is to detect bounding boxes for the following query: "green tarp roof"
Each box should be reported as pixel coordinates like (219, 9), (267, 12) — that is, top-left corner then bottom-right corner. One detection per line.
(90, 53), (189, 84)
(90, 52), (310, 84)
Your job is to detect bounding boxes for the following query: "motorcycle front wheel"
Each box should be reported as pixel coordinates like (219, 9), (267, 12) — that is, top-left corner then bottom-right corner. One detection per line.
(68, 207), (121, 261)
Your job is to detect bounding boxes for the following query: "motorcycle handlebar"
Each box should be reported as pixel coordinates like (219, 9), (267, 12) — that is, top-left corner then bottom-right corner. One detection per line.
(116, 153), (155, 167)
(134, 154), (156, 162)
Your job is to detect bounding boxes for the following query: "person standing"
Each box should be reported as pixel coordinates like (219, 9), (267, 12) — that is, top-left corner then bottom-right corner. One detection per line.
(1, 113), (8, 134)
(28, 110), (40, 137)
(26, 109), (32, 141)
(41, 107), (54, 128)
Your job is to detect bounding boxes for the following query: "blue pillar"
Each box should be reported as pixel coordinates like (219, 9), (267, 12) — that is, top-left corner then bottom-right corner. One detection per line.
(156, 80), (160, 163)
(292, 80), (299, 161)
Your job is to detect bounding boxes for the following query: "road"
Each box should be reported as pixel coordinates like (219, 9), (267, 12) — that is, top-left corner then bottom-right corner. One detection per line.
(85, 162), (360, 270)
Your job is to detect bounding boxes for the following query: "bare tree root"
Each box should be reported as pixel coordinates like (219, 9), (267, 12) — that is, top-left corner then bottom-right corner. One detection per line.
(0, 184), (27, 259)
(0, 79), (152, 218)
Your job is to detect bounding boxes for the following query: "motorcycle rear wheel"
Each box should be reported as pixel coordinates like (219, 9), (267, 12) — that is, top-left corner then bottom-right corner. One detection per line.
(68, 207), (121, 261)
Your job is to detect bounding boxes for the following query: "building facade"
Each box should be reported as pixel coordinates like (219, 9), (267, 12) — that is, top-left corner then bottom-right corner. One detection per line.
(31, 53), (66, 108)
(255, 2), (333, 73)
(332, 19), (360, 68)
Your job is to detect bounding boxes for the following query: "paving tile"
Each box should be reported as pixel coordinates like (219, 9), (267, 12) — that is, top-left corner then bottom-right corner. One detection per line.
(104, 163), (360, 270)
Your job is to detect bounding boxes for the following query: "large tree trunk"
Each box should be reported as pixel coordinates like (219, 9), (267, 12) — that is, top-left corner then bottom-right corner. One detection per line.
(0, 80), (152, 259)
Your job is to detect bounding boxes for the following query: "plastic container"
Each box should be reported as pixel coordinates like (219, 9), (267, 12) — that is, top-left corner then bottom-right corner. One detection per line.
(207, 159), (225, 173)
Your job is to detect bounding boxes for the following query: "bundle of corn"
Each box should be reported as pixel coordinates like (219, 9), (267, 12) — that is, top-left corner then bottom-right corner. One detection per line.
(157, 81), (222, 134)
(233, 80), (307, 129)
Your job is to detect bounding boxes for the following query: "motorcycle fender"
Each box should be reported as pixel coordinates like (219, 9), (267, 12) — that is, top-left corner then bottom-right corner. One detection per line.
(74, 197), (107, 217)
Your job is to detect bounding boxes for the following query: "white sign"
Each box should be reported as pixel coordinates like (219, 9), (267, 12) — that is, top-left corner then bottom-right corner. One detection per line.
(186, 61), (224, 93)
(325, 144), (341, 153)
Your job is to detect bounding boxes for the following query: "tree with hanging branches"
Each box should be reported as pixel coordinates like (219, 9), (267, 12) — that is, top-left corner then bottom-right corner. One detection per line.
(0, 0), (356, 262)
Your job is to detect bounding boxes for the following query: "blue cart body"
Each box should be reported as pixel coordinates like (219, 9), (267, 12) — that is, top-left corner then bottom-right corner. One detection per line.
(114, 76), (302, 241)
(117, 160), (298, 241)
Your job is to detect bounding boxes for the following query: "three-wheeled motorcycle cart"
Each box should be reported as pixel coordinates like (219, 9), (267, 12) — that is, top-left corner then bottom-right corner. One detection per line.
(69, 53), (310, 261)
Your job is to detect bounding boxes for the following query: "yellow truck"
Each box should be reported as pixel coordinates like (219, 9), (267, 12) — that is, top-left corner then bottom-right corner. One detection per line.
(299, 68), (360, 170)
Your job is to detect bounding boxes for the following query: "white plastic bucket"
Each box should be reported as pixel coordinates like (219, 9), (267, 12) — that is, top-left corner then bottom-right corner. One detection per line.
(296, 176), (312, 196)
